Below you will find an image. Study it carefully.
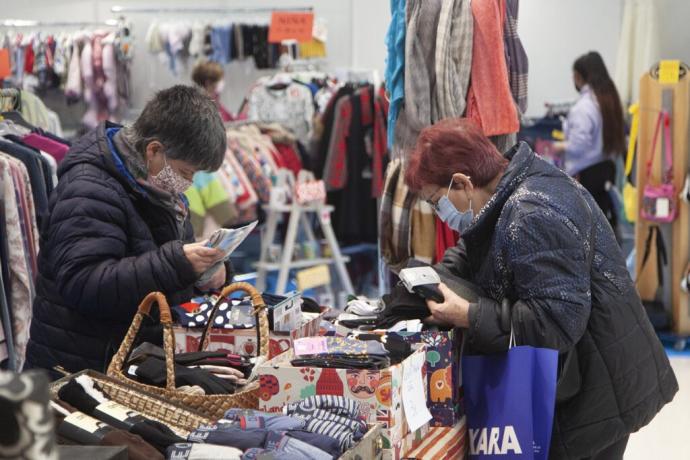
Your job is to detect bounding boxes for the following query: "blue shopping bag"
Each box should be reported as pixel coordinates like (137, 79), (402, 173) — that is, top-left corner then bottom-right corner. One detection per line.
(462, 342), (558, 459)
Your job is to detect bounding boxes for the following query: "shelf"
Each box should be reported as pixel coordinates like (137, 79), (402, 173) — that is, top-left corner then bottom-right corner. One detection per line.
(255, 256), (350, 271)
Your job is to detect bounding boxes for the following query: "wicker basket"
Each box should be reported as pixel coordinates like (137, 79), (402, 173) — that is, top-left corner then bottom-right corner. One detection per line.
(50, 369), (212, 436)
(106, 282), (269, 420)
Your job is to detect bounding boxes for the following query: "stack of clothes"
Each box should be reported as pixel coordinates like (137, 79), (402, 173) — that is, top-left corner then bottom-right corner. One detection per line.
(180, 396), (367, 460)
(290, 336), (411, 370)
(124, 343), (255, 396)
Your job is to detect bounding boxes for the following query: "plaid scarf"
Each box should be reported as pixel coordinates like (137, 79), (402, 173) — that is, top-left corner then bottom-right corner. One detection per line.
(379, 159), (415, 273)
(504, 0), (529, 113)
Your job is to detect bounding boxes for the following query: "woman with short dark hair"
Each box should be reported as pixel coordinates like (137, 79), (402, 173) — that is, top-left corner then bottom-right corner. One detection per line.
(191, 60), (236, 122)
(25, 85), (231, 377)
(405, 118), (677, 460)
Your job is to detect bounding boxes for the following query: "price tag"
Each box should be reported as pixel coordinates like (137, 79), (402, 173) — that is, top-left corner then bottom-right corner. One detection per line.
(269, 12), (315, 43)
(656, 198), (670, 218)
(659, 60), (680, 84)
(294, 337), (328, 356)
(402, 350), (432, 432)
(64, 412), (106, 434)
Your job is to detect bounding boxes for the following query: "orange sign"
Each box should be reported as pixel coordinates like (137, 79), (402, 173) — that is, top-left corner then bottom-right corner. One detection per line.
(0, 49), (10, 79)
(268, 11), (314, 43)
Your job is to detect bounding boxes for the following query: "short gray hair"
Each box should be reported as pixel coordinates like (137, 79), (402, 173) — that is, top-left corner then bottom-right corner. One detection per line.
(133, 85), (226, 171)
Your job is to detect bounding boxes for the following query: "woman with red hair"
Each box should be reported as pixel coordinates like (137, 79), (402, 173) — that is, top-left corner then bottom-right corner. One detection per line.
(405, 118), (676, 460)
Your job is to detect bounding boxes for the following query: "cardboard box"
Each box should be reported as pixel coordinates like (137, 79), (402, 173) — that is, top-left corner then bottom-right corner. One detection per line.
(403, 417), (467, 460)
(257, 347), (428, 448)
(335, 326), (463, 427)
(388, 329), (463, 427)
(269, 290), (302, 332)
(386, 423), (429, 460)
(339, 424), (384, 460)
(173, 308), (327, 359)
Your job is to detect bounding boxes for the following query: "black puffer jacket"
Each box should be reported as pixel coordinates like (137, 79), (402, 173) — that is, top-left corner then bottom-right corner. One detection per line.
(25, 122), (201, 376)
(440, 143), (677, 459)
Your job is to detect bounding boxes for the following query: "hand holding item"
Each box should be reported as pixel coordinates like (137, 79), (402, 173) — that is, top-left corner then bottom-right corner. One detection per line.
(198, 264), (226, 291)
(426, 283), (470, 328)
(183, 242), (225, 275)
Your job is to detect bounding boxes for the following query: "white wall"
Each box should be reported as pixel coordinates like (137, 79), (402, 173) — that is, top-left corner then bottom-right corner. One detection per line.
(518, 0), (624, 117)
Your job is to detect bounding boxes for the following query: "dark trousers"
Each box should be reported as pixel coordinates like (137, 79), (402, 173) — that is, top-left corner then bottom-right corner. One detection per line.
(582, 435), (629, 460)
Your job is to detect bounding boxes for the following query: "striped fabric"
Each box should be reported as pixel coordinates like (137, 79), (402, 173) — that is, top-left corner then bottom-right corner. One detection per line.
(284, 395), (361, 419)
(304, 418), (357, 451)
(405, 418), (467, 459)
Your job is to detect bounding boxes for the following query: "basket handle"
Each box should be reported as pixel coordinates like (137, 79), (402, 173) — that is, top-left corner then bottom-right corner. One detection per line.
(198, 282), (269, 361)
(106, 292), (177, 391)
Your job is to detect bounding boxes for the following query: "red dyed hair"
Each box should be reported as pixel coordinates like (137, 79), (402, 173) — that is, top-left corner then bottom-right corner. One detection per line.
(405, 118), (508, 191)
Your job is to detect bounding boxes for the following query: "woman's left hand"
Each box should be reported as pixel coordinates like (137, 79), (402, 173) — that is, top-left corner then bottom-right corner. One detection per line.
(426, 283), (471, 328)
(199, 264), (226, 291)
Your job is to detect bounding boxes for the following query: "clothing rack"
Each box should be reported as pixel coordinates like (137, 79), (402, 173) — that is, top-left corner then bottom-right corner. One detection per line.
(111, 5), (313, 14)
(1, 19), (119, 28)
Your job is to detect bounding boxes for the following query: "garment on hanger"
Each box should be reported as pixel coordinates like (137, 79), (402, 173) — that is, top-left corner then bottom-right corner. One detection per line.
(247, 81), (314, 145)
(503, 0), (529, 113)
(465, 0), (519, 137)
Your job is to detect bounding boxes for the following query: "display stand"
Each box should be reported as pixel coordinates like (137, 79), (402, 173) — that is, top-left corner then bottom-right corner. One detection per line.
(635, 63), (690, 334)
(255, 171), (354, 297)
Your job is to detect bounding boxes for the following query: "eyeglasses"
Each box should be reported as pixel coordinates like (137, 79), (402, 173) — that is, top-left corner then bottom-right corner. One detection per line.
(422, 189), (443, 212)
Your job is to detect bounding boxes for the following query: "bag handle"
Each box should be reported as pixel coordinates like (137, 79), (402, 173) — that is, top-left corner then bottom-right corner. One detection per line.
(662, 112), (673, 183)
(645, 111), (665, 181)
(637, 225), (668, 288)
(645, 111), (673, 183)
(198, 282), (269, 360)
(107, 292), (177, 391)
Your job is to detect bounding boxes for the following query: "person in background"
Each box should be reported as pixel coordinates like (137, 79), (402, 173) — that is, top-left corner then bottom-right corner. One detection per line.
(192, 60), (236, 122)
(555, 51), (626, 231)
(25, 85), (232, 377)
(405, 118), (676, 460)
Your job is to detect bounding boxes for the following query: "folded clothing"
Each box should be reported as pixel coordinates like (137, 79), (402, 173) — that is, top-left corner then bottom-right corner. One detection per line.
(166, 442), (243, 460)
(284, 396), (361, 420)
(188, 422), (267, 450)
(173, 297), (256, 329)
(293, 337), (389, 358)
(128, 342), (227, 365)
(285, 430), (343, 458)
(55, 411), (164, 460)
(57, 379), (183, 453)
(243, 431), (333, 460)
(134, 356), (237, 395)
(290, 355), (390, 370)
(284, 396), (367, 451)
(345, 297), (384, 316)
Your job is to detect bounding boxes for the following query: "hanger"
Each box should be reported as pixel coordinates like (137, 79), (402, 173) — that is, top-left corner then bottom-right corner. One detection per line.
(1, 111), (34, 130)
(267, 72), (293, 90)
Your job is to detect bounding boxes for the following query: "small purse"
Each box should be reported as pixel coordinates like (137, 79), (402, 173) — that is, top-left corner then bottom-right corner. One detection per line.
(641, 111), (677, 223)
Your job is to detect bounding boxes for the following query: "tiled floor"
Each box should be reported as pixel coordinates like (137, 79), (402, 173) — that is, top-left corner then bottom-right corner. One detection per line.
(625, 355), (690, 459)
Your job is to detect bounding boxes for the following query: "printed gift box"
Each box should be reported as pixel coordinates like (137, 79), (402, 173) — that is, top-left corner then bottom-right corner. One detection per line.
(173, 308), (328, 359)
(335, 325), (463, 427)
(387, 329), (463, 427)
(257, 347), (429, 449)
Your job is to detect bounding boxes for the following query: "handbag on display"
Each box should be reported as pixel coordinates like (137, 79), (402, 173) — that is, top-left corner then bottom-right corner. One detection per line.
(623, 103), (639, 223)
(641, 110), (677, 223)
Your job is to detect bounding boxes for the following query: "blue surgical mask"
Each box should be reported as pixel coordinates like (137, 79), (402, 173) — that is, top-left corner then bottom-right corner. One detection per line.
(435, 179), (474, 233)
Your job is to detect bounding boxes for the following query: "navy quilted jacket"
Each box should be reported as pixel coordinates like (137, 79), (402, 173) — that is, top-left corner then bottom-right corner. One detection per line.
(440, 143), (677, 458)
(25, 122), (199, 376)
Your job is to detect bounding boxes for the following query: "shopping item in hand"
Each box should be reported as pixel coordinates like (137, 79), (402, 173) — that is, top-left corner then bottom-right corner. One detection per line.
(197, 220), (258, 286)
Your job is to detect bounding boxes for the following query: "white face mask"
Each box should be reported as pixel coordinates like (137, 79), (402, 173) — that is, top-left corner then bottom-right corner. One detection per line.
(149, 156), (193, 195)
(215, 79), (225, 95)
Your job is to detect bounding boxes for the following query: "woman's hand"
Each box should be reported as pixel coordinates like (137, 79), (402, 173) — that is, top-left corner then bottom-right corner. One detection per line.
(426, 283), (471, 328)
(183, 242), (225, 275)
(198, 264), (227, 291)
